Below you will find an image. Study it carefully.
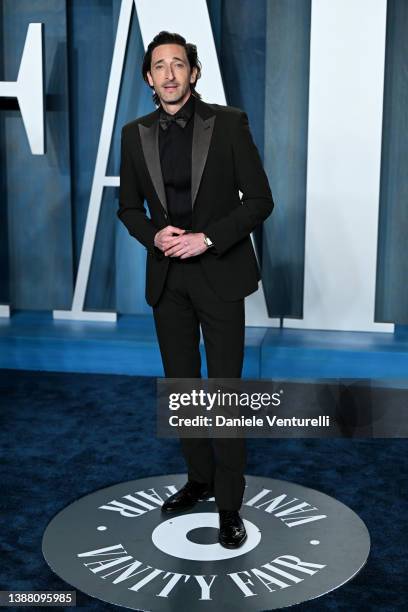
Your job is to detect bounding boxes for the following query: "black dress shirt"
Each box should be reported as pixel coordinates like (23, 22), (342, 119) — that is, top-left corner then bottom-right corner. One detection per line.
(158, 92), (195, 231)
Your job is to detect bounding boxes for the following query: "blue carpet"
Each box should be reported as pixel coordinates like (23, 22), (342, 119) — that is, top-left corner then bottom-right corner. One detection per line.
(0, 369), (406, 610)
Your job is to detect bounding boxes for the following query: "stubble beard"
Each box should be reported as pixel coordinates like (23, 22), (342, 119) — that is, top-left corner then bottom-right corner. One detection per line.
(158, 83), (191, 107)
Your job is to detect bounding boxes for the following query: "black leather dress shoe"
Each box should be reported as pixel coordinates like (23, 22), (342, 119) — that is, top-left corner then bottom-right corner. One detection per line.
(218, 510), (247, 548)
(161, 480), (214, 513)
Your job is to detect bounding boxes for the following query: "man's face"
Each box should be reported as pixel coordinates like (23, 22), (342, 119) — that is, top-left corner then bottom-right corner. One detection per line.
(147, 43), (197, 106)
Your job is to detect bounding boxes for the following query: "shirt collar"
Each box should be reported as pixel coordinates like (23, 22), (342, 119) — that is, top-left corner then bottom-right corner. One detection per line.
(159, 92), (195, 123)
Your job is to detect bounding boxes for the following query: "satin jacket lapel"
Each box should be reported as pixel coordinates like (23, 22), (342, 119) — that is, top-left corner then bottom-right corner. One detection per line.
(138, 115), (168, 213)
(191, 108), (216, 209)
(137, 98), (216, 214)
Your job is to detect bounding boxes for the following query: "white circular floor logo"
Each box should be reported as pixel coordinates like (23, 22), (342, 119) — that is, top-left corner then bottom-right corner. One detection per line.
(42, 475), (370, 611)
(152, 513), (261, 561)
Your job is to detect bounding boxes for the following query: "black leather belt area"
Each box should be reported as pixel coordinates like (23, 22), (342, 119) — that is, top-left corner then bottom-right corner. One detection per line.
(169, 255), (201, 264)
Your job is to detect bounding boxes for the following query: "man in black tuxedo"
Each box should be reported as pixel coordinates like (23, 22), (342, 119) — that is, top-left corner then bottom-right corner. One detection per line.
(118, 31), (274, 548)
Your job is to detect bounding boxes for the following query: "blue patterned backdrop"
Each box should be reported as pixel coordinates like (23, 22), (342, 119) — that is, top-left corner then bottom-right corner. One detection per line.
(0, 0), (407, 324)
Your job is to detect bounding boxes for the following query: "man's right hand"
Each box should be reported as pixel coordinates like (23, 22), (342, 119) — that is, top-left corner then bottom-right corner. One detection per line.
(154, 226), (186, 254)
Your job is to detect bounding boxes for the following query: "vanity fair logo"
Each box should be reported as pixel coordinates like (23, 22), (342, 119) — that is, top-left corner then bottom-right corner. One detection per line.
(42, 475), (370, 611)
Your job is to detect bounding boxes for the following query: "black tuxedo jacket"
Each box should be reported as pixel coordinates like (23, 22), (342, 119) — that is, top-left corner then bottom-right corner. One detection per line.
(118, 96), (274, 306)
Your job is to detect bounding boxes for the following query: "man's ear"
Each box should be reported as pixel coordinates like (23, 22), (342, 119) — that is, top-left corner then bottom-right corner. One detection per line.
(146, 71), (153, 87)
(190, 66), (198, 85)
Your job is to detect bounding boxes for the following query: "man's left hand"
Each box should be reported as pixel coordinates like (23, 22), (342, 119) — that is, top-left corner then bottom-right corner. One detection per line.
(164, 232), (209, 259)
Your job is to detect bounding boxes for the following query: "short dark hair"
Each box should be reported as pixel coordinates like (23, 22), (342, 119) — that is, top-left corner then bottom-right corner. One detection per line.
(142, 31), (202, 106)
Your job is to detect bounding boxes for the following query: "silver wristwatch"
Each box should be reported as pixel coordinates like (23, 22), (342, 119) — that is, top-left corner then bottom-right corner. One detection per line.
(204, 234), (213, 248)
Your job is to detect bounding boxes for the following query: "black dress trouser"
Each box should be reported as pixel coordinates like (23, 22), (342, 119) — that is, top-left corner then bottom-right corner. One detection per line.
(152, 256), (246, 511)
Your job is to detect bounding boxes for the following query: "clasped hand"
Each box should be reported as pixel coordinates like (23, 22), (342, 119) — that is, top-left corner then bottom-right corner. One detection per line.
(154, 226), (208, 259)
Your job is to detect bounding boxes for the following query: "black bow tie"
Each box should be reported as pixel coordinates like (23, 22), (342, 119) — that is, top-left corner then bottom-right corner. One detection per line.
(159, 113), (188, 130)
